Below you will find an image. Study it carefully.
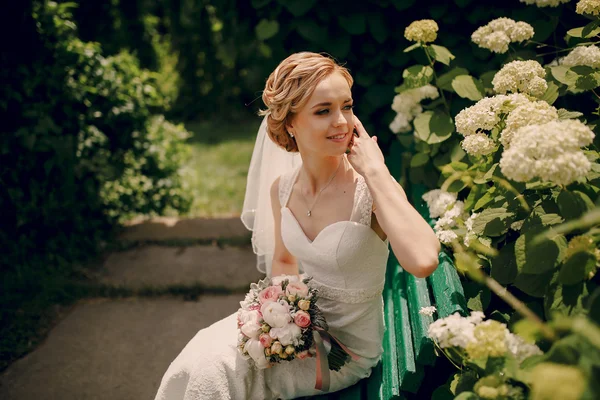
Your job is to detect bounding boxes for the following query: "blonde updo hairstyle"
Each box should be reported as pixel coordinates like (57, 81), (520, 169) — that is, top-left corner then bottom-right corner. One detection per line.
(259, 52), (353, 152)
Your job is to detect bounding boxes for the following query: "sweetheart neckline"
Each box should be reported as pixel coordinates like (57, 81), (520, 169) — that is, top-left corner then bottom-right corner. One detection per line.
(281, 206), (388, 248)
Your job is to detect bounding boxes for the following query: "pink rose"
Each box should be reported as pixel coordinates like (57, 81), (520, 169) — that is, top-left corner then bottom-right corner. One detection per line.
(259, 285), (284, 304)
(293, 311), (311, 328)
(259, 333), (272, 348)
(285, 282), (309, 298)
(296, 350), (311, 360)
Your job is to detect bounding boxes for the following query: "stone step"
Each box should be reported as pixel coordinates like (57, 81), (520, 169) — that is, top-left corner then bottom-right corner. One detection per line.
(119, 216), (251, 242)
(98, 244), (265, 290)
(0, 296), (242, 400)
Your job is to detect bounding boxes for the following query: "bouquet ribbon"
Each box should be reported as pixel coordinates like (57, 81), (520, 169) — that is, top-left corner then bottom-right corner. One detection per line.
(313, 327), (359, 392)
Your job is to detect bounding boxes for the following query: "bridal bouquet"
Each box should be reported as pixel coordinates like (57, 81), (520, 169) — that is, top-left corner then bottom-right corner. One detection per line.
(236, 275), (352, 372)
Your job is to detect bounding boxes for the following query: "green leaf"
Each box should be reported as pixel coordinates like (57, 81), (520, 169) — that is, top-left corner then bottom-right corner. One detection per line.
(414, 111), (433, 143)
(576, 72), (600, 90)
(480, 70), (497, 91)
(402, 65), (434, 88)
(471, 207), (515, 236)
(337, 14), (366, 35)
(567, 22), (600, 39)
(473, 190), (496, 211)
(558, 190), (595, 220)
(558, 252), (597, 285)
(545, 279), (593, 316)
(278, 0), (317, 16)
(540, 81), (560, 105)
(491, 241), (518, 285)
(428, 111), (454, 143)
(296, 19), (327, 42)
(255, 19), (279, 40)
(583, 20), (600, 37)
(515, 226), (567, 274)
(325, 34), (351, 58)
(557, 109), (584, 120)
(550, 66), (579, 87)
(410, 152), (430, 167)
(366, 13), (388, 43)
(428, 44), (456, 66)
(452, 75), (484, 101)
(464, 282), (491, 311)
(473, 163), (498, 184)
(513, 270), (555, 298)
(437, 67), (469, 91)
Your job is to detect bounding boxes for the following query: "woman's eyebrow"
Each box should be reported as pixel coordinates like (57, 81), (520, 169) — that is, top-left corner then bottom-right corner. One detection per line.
(310, 98), (353, 109)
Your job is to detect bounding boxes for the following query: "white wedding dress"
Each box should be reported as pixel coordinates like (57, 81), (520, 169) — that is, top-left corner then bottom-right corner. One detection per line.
(154, 165), (390, 400)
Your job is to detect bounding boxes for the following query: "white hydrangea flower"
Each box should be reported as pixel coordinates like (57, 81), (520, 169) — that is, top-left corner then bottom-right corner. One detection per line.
(444, 201), (465, 219)
(500, 119), (595, 185)
(465, 212), (480, 233)
(501, 101), (559, 147)
(576, 0), (600, 15)
(455, 93), (531, 136)
(472, 18), (534, 53)
(389, 85), (439, 133)
(428, 311), (484, 349)
(519, 0), (571, 7)
(561, 45), (600, 69)
(462, 133), (497, 156)
(435, 215), (457, 231)
(422, 189), (458, 218)
(404, 19), (439, 43)
(436, 229), (458, 244)
(506, 334), (544, 364)
(419, 306), (437, 317)
(492, 60), (548, 97)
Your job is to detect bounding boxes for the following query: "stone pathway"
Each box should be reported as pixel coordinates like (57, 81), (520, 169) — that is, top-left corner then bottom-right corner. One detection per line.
(0, 217), (263, 400)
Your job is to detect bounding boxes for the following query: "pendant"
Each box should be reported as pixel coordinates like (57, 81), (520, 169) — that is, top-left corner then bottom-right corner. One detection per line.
(307, 211), (311, 217)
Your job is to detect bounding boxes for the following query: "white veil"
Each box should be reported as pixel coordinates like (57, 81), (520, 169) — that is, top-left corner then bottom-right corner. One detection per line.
(241, 115), (302, 276)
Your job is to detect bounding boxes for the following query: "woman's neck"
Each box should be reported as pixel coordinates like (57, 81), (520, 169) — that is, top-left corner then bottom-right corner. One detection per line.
(299, 155), (349, 195)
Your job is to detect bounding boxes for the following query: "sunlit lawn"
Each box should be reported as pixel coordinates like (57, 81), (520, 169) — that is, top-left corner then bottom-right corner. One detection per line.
(180, 117), (261, 217)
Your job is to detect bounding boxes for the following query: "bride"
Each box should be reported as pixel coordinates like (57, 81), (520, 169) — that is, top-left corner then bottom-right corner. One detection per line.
(154, 52), (440, 399)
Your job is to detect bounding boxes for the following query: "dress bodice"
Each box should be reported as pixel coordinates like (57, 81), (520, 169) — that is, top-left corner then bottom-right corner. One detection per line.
(278, 165), (390, 304)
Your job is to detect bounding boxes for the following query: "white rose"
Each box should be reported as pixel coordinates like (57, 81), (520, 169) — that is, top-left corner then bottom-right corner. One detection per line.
(244, 338), (270, 369)
(269, 322), (302, 346)
(241, 320), (262, 339)
(261, 301), (291, 328)
(238, 309), (260, 325)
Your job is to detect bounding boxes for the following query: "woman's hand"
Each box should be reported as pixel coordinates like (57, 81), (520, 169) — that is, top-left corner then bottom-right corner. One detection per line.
(346, 115), (387, 178)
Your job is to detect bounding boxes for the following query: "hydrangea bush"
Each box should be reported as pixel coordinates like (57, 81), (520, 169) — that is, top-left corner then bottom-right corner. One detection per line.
(393, 1), (600, 398)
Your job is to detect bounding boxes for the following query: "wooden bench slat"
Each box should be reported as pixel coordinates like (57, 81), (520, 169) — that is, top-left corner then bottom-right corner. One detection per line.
(390, 257), (425, 394)
(380, 257), (403, 399)
(428, 251), (468, 318)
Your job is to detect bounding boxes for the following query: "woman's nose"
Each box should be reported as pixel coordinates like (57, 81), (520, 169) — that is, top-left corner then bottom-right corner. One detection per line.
(332, 110), (347, 127)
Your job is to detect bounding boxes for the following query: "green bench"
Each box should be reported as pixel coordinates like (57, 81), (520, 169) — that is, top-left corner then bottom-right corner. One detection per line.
(310, 176), (468, 399)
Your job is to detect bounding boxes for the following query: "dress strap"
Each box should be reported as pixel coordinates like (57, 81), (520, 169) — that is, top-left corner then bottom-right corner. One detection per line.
(278, 165), (301, 207)
(353, 175), (374, 227)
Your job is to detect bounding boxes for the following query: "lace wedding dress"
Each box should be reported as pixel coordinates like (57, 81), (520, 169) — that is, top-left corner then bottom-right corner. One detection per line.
(154, 165), (390, 400)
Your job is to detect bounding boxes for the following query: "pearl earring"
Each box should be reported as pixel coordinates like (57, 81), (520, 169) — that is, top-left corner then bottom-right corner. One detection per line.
(289, 132), (294, 138)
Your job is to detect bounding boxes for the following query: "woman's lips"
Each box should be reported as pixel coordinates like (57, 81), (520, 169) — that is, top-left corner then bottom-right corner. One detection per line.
(327, 133), (347, 142)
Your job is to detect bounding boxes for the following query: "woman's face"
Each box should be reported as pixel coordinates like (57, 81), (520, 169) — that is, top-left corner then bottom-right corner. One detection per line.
(288, 71), (354, 157)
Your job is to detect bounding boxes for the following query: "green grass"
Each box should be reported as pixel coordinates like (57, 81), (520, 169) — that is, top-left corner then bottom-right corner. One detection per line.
(178, 117), (261, 217)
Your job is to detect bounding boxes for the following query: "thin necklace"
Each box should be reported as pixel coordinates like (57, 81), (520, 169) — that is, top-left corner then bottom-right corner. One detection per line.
(301, 157), (345, 217)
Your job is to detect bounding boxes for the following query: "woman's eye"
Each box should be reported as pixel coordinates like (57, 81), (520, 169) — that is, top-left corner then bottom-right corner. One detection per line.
(343, 105), (354, 111)
(316, 109), (329, 115)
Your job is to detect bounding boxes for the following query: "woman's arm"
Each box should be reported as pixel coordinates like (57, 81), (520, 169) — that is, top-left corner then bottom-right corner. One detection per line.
(270, 177), (300, 277)
(366, 166), (441, 278)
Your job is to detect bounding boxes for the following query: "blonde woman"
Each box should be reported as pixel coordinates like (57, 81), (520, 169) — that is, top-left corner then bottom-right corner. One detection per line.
(154, 52), (440, 399)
